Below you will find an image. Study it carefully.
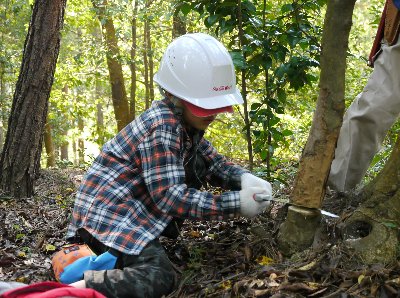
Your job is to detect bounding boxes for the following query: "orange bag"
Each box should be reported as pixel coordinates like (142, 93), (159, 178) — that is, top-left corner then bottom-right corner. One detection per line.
(51, 244), (95, 282)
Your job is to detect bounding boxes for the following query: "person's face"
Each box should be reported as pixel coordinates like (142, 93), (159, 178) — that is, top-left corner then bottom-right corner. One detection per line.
(182, 105), (217, 130)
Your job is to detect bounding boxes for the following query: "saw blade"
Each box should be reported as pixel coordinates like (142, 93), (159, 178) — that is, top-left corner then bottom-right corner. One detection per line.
(254, 194), (339, 218)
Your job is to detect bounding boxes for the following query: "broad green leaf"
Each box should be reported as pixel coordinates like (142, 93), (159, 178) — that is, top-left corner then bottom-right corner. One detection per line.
(180, 3), (192, 15)
(230, 51), (247, 69)
(281, 4), (293, 13)
(205, 14), (220, 27)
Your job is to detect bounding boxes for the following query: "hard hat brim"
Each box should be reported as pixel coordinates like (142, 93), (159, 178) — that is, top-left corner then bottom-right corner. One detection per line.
(181, 100), (234, 117)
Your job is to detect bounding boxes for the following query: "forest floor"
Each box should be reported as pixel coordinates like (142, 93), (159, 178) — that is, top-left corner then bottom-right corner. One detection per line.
(1, 168), (400, 297)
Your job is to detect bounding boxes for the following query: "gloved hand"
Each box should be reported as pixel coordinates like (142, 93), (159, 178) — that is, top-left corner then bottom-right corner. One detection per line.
(241, 173), (272, 197)
(239, 187), (271, 218)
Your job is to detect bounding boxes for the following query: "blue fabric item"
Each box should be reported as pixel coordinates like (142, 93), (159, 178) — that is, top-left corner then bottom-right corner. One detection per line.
(394, 0), (400, 10)
(59, 251), (118, 284)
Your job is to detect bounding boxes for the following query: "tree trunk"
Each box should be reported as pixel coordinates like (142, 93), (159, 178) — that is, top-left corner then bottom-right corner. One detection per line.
(340, 133), (400, 264)
(147, 18), (154, 103)
(237, 0), (253, 171)
(60, 130), (69, 161)
(97, 102), (105, 146)
(277, 0), (356, 255)
(60, 85), (69, 161)
(143, 18), (150, 110)
(0, 31), (7, 143)
(172, 11), (186, 39)
(0, 69), (5, 151)
(43, 122), (55, 168)
(78, 118), (85, 164)
(130, 0), (138, 120)
(291, 0), (356, 209)
(96, 81), (105, 146)
(72, 139), (77, 166)
(92, 0), (130, 132)
(0, 0), (66, 198)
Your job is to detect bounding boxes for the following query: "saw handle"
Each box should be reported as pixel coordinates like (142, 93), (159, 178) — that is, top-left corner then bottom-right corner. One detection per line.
(253, 193), (271, 202)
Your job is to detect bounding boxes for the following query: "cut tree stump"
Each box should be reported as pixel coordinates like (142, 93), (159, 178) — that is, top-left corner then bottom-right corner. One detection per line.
(277, 205), (322, 256)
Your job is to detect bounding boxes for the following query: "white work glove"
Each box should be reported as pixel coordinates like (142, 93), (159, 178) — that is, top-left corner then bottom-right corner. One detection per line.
(239, 187), (271, 218)
(241, 173), (272, 194)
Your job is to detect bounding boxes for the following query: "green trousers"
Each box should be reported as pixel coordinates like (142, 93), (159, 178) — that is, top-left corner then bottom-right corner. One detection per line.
(78, 230), (177, 298)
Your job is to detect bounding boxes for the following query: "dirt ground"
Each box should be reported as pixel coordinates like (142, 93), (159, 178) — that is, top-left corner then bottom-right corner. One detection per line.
(1, 168), (400, 297)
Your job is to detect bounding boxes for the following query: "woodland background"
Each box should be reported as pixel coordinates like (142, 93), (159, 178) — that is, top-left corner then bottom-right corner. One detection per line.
(2, 0), (400, 297)
(0, 0), (389, 185)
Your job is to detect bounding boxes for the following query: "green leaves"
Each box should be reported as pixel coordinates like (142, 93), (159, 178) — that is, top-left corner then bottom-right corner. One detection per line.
(274, 56), (319, 90)
(205, 14), (220, 27)
(176, 2), (192, 15)
(230, 51), (246, 69)
(179, 0), (324, 178)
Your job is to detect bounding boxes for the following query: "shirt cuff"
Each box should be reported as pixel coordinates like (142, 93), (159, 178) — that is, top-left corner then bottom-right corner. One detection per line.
(220, 191), (241, 219)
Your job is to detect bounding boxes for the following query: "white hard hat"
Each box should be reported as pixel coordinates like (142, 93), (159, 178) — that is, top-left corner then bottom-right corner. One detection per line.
(154, 33), (243, 111)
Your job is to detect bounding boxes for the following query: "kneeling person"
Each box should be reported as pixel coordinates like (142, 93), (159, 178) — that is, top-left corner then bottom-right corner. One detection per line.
(65, 33), (272, 298)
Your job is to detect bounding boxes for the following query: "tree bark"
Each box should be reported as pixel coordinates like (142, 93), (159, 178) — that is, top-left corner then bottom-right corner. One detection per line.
(172, 11), (186, 39)
(291, 0), (356, 208)
(340, 133), (400, 264)
(147, 18), (154, 103)
(78, 116), (85, 164)
(143, 18), (150, 110)
(43, 122), (55, 168)
(60, 85), (69, 161)
(237, 0), (254, 171)
(96, 81), (105, 146)
(277, 0), (356, 255)
(0, 0), (66, 198)
(92, 0), (130, 132)
(76, 90), (85, 164)
(72, 139), (77, 165)
(60, 130), (69, 161)
(0, 69), (5, 151)
(96, 103), (105, 145)
(130, 0), (138, 120)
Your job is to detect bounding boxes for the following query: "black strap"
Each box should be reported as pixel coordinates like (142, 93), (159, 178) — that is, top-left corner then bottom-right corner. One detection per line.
(77, 228), (121, 258)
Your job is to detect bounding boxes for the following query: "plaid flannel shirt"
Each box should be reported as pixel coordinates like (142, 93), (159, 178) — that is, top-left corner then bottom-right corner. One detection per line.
(66, 98), (247, 255)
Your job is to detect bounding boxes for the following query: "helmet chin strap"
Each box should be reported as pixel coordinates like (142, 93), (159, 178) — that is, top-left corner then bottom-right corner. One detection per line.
(170, 96), (183, 118)
(161, 87), (184, 119)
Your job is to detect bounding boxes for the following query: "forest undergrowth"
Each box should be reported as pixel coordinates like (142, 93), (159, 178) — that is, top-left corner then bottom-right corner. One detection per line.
(1, 168), (400, 297)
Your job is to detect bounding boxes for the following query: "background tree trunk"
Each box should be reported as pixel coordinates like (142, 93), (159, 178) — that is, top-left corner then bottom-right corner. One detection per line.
(60, 84), (69, 161)
(0, 68), (5, 151)
(92, 0), (130, 132)
(96, 81), (105, 146)
(0, 0), (66, 198)
(172, 11), (186, 39)
(147, 18), (154, 103)
(76, 90), (85, 164)
(78, 117), (85, 164)
(143, 17), (150, 110)
(130, 0), (138, 120)
(237, 0), (254, 171)
(60, 129), (69, 161)
(43, 122), (55, 168)
(72, 139), (77, 165)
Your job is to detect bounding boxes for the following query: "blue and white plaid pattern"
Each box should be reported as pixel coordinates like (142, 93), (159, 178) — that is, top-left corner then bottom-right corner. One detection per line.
(67, 99), (246, 255)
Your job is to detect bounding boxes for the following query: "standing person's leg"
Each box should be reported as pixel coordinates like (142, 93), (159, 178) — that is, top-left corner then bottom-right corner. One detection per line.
(83, 239), (177, 298)
(329, 38), (400, 191)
